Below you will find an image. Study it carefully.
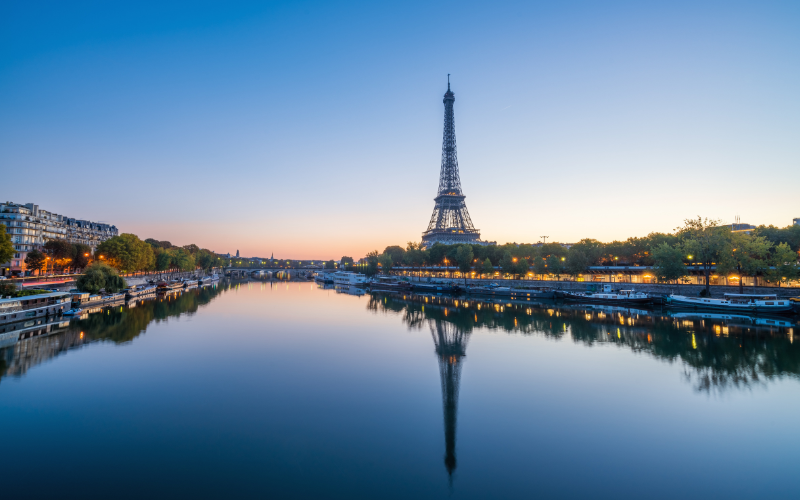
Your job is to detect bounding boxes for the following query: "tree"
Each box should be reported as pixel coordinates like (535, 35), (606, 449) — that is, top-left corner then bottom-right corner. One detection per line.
(24, 249), (46, 275)
(716, 232), (772, 293)
(340, 256), (354, 270)
(428, 243), (450, 269)
(403, 242), (426, 281)
(0, 224), (15, 267)
(514, 257), (529, 279)
(565, 249), (589, 279)
(481, 258), (494, 279)
(679, 217), (725, 296)
(383, 245), (406, 266)
(76, 262), (126, 294)
(378, 252), (393, 274)
(569, 239), (604, 266)
(44, 240), (76, 273)
(182, 244), (200, 255)
(764, 243), (800, 287)
(365, 251), (379, 277)
(651, 243), (687, 284)
(545, 255), (564, 280)
(156, 249), (173, 271)
(454, 245), (474, 283)
(171, 248), (195, 271)
(73, 243), (92, 270)
(500, 252), (516, 278)
(96, 233), (155, 273)
(532, 255), (548, 277)
(754, 224), (800, 252)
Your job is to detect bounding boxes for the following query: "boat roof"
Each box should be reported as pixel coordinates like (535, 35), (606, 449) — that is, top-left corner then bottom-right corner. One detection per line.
(723, 293), (779, 298)
(0, 291), (71, 303)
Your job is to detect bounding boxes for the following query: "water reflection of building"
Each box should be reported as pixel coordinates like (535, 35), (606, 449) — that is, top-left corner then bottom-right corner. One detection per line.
(430, 319), (469, 478)
(1, 327), (85, 378)
(0, 283), (230, 383)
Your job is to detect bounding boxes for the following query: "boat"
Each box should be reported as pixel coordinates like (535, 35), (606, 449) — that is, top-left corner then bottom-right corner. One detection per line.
(0, 292), (72, 325)
(467, 285), (554, 299)
(314, 272), (334, 284)
(124, 285), (158, 299)
(157, 281), (185, 292)
(369, 277), (413, 292)
(332, 272), (368, 287)
(666, 293), (794, 314)
(558, 285), (652, 305)
(62, 308), (82, 316)
(411, 282), (462, 294)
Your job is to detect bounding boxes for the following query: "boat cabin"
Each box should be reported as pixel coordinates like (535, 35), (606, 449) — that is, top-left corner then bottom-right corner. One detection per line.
(723, 293), (779, 304)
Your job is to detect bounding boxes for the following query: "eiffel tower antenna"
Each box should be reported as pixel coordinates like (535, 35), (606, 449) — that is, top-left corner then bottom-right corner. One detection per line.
(430, 319), (470, 481)
(422, 78), (486, 248)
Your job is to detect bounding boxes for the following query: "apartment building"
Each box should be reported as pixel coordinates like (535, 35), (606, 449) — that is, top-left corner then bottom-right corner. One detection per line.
(1, 201), (118, 276)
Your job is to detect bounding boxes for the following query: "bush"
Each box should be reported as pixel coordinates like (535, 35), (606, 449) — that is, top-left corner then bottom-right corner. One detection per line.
(0, 281), (16, 297)
(77, 263), (127, 294)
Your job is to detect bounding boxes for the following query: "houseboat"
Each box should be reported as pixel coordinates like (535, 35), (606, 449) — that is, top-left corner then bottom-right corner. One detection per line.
(314, 272), (335, 284)
(124, 285), (158, 299)
(0, 292), (72, 325)
(467, 285), (555, 299)
(666, 293), (794, 314)
(157, 281), (185, 292)
(558, 285), (652, 305)
(412, 281), (462, 294)
(332, 272), (368, 287)
(369, 277), (413, 292)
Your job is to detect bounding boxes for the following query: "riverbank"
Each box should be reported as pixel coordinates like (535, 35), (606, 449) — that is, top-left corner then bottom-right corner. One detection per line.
(412, 276), (800, 298)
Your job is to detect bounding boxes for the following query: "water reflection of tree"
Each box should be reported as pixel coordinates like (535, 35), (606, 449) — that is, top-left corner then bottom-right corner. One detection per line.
(367, 293), (800, 393)
(0, 284), (230, 381)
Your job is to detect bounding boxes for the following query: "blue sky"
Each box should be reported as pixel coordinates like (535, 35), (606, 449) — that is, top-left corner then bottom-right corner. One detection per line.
(1, 1), (798, 258)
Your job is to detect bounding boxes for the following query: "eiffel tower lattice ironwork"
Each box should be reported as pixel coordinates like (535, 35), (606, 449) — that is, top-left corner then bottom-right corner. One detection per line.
(430, 318), (470, 479)
(422, 76), (484, 247)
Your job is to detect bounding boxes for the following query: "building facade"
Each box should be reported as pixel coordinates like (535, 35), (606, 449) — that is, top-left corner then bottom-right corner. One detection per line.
(0, 202), (118, 276)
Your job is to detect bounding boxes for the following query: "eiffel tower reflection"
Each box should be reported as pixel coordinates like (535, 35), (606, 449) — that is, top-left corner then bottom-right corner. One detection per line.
(429, 318), (470, 480)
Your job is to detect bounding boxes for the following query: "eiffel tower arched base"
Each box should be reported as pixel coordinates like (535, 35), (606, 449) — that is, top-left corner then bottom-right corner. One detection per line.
(422, 230), (488, 248)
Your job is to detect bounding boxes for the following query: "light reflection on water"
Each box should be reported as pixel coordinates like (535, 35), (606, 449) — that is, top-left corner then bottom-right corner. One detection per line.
(0, 280), (798, 500)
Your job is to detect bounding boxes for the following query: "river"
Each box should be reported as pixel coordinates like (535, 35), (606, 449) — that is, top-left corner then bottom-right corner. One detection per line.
(1, 280), (798, 499)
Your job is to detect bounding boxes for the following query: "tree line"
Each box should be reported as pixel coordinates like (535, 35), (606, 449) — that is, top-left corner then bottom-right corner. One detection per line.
(349, 219), (800, 292)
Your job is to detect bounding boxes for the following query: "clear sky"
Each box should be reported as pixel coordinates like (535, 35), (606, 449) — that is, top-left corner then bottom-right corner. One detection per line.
(2, 1), (798, 259)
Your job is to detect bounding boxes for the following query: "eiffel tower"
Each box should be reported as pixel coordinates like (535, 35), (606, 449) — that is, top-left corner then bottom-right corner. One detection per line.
(422, 76), (488, 248)
(430, 318), (470, 479)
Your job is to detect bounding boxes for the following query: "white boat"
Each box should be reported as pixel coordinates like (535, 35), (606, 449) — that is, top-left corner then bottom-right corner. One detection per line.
(332, 272), (368, 287)
(667, 293), (794, 313)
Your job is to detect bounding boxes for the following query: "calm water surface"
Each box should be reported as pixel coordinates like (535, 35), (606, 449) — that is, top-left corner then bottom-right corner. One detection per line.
(1, 281), (799, 499)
